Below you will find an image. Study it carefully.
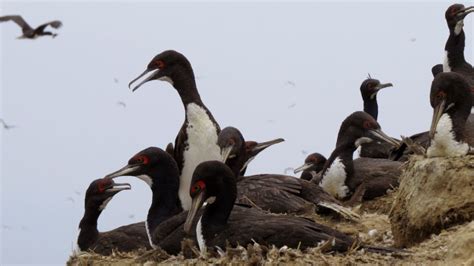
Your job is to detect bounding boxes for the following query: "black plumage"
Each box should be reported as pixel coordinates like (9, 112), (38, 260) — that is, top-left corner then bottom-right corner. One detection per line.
(184, 161), (399, 254)
(0, 15), (62, 39)
(442, 4), (474, 105)
(105, 147), (188, 255)
(218, 127), (359, 220)
(358, 77), (397, 159)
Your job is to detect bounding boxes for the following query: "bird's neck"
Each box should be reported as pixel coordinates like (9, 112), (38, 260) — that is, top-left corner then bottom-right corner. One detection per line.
(364, 97), (379, 120)
(448, 105), (471, 141)
(77, 206), (102, 251)
(201, 184), (236, 236)
(445, 29), (467, 69)
(146, 172), (181, 235)
(173, 76), (203, 107)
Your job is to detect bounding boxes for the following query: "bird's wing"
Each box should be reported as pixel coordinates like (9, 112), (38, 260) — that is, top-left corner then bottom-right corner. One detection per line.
(0, 15), (32, 31)
(34, 20), (62, 33)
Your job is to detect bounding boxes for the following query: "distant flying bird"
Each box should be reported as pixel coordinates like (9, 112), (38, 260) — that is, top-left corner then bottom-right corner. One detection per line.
(288, 103), (296, 108)
(284, 167), (294, 175)
(0, 119), (16, 130)
(116, 101), (127, 108)
(285, 80), (296, 87)
(113, 78), (119, 83)
(410, 37), (417, 42)
(0, 15), (62, 39)
(66, 197), (75, 203)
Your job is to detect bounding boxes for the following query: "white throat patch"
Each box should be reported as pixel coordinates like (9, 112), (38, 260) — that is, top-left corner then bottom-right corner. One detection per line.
(319, 157), (349, 199)
(427, 113), (469, 157)
(454, 20), (464, 35)
(158, 76), (174, 85)
(137, 174), (153, 187)
(99, 197), (112, 211)
(179, 103), (221, 210)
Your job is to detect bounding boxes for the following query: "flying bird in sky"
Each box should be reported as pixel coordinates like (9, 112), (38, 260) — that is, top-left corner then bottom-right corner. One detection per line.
(116, 101), (127, 108)
(0, 15), (62, 39)
(0, 119), (16, 130)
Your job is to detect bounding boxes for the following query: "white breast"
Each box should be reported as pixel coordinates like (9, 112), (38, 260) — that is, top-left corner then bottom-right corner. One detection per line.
(427, 114), (469, 157)
(179, 103), (221, 210)
(319, 157), (349, 199)
(196, 217), (207, 254)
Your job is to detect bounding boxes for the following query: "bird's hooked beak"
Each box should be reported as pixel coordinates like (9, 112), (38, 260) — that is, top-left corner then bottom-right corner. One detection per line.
(128, 68), (161, 92)
(371, 83), (393, 99)
(184, 191), (206, 234)
(106, 180), (132, 193)
(221, 145), (235, 162)
(368, 128), (401, 148)
(293, 162), (313, 174)
(104, 164), (141, 179)
(429, 99), (447, 139)
(456, 6), (474, 19)
(250, 138), (285, 154)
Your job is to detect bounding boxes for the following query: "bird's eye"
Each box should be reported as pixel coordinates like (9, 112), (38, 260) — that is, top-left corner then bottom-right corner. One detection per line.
(98, 180), (108, 193)
(135, 155), (149, 165)
(436, 91), (446, 99)
(156, 60), (165, 69)
(363, 120), (373, 129)
(191, 180), (206, 194)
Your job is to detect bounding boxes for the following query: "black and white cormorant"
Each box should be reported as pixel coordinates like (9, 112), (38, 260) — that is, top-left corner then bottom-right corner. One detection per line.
(105, 147), (192, 255)
(129, 50), (222, 211)
(294, 153), (327, 181)
(76, 178), (150, 255)
(391, 73), (474, 160)
(184, 161), (399, 254)
(442, 4), (474, 107)
(218, 127), (359, 220)
(318, 111), (400, 201)
(0, 15), (62, 39)
(427, 72), (473, 157)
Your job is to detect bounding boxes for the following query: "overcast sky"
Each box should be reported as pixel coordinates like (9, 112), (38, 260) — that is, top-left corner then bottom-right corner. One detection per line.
(1, 1), (472, 264)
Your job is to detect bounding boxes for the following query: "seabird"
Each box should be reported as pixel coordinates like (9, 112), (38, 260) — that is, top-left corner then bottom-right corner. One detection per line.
(318, 111), (400, 201)
(76, 178), (150, 255)
(218, 127), (359, 220)
(294, 153), (327, 181)
(0, 119), (16, 130)
(183, 161), (399, 255)
(358, 77), (396, 159)
(0, 15), (62, 39)
(104, 147), (192, 255)
(442, 4), (474, 106)
(129, 50), (222, 211)
(427, 72), (473, 157)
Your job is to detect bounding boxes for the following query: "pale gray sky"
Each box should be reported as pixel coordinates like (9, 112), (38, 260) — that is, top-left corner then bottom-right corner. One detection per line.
(1, 1), (472, 264)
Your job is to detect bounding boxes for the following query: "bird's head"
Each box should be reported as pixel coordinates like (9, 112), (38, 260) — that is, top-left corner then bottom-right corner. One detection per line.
(337, 111), (400, 148)
(85, 178), (130, 211)
(445, 4), (474, 35)
(129, 50), (194, 92)
(104, 147), (179, 188)
(360, 78), (393, 100)
(429, 72), (472, 138)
